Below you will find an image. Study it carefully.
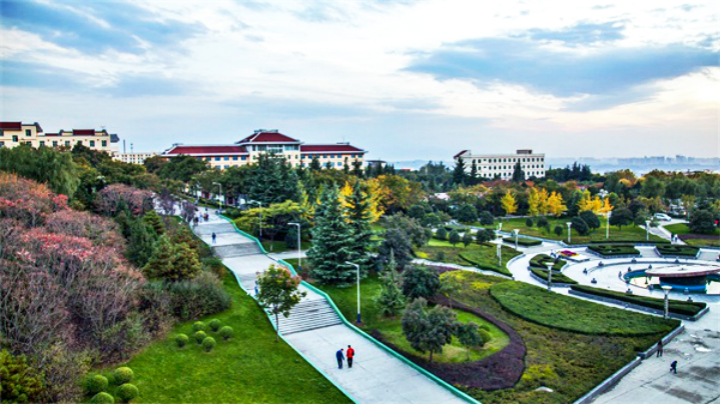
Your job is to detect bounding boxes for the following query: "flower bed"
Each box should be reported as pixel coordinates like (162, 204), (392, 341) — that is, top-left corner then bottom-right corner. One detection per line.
(655, 244), (700, 257)
(529, 254), (567, 271)
(587, 244), (640, 257)
(570, 285), (707, 317)
(502, 237), (542, 247)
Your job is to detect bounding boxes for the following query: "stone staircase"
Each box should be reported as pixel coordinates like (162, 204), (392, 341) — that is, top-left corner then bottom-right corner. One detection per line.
(269, 298), (343, 335)
(213, 243), (263, 258)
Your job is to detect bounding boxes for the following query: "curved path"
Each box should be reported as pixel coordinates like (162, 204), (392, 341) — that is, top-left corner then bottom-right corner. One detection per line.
(194, 209), (470, 404)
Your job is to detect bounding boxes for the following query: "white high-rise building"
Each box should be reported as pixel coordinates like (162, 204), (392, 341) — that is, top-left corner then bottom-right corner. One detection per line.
(454, 149), (546, 180)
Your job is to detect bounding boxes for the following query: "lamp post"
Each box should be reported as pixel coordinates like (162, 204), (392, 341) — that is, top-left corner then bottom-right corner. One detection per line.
(661, 285), (672, 319)
(546, 262), (553, 290)
(288, 222), (301, 270)
(496, 234), (503, 267)
(249, 201), (263, 240)
(513, 229), (520, 250)
(606, 211), (612, 240)
(566, 222), (572, 244)
(645, 220), (651, 241)
(346, 261), (361, 324)
(212, 182), (223, 213)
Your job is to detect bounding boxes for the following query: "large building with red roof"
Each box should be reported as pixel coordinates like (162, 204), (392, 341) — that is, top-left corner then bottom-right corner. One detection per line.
(0, 121), (119, 153)
(161, 129), (367, 170)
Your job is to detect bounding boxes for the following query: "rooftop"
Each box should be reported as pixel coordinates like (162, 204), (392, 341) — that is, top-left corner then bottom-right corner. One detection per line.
(237, 129), (301, 144)
(301, 144), (365, 153)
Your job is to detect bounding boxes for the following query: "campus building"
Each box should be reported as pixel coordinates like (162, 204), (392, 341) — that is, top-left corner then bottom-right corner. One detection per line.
(114, 152), (158, 165)
(454, 149), (546, 179)
(0, 121), (119, 153)
(161, 129), (367, 170)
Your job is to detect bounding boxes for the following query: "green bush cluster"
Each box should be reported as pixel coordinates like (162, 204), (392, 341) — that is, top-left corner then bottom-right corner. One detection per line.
(193, 331), (208, 344)
(175, 334), (189, 348)
(528, 254), (567, 271)
(219, 326), (234, 340)
(202, 337), (217, 352)
(192, 321), (207, 332)
(655, 244), (699, 257)
(528, 266), (578, 285)
(209, 319), (222, 332)
(116, 383), (139, 402)
(458, 252), (512, 277)
(113, 367), (134, 384)
(90, 392), (115, 404)
(0, 349), (45, 404)
(502, 237), (542, 247)
(86, 374), (109, 394)
(571, 285), (707, 316)
(587, 244), (640, 257)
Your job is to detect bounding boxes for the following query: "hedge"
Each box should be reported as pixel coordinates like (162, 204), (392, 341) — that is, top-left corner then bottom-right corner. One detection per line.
(572, 240), (671, 245)
(502, 237), (542, 247)
(528, 254), (566, 271)
(587, 244), (640, 257)
(655, 245), (699, 257)
(570, 285), (707, 317)
(458, 253), (513, 277)
(528, 266), (578, 285)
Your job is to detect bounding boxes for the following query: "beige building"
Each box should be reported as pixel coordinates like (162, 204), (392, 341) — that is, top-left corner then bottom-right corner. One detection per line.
(161, 129), (367, 170)
(454, 149), (546, 179)
(114, 152), (158, 165)
(0, 122), (119, 153)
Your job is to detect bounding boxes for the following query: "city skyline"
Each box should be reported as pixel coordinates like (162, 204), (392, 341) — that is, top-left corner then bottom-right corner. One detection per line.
(1, 0), (718, 161)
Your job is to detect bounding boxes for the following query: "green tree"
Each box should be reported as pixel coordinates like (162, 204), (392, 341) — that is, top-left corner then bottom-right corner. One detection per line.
(142, 211), (165, 236)
(452, 158), (466, 186)
(689, 209), (716, 234)
(157, 155), (208, 183)
(126, 217), (157, 267)
(469, 160), (478, 184)
(351, 160), (364, 177)
(383, 213), (429, 248)
(401, 298), (457, 362)
(479, 211), (494, 225)
(0, 349), (45, 404)
(455, 204), (477, 223)
(375, 252), (406, 316)
(610, 208), (633, 230)
(143, 235), (175, 279)
(462, 231), (473, 247)
(309, 156), (322, 171)
(511, 161), (525, 182)
(436, 227), (448, 241)
(571, 217), (590, 236)
(579, 211), (601, 232)
(475, 228), (494, 244)
(256, 265), (307, 342)
(307, 186), (357, 285)
(346, 182), (374, 268)
(448, 230), (461, 246)
(0, 145), (80, 197)
(456, 322), (484, 360)
(402, 265), (440, 300)
(169, 242), (202, 281)
(377, 229), (414, 270)
(247, 154), (299, 205)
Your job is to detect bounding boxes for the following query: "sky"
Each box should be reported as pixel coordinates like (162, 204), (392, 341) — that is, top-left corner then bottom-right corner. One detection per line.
(1, 0), (718, 162)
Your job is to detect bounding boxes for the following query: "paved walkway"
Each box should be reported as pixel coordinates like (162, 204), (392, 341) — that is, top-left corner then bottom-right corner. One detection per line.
(194, 209), (468, 404)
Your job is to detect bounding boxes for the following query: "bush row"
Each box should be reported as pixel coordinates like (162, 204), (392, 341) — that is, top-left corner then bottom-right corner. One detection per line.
(655, 245), (700, 257)
(503, 237), (542, 247)
(528, 254), (566, 271)
(570, 285), (707, 317)
(587, 244), (640, 257)
(528, 267), (578, 285)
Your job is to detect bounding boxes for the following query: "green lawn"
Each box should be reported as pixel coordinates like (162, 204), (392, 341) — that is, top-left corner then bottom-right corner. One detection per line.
(303, 271), (509, 363)
(261, 240), (312, 253)
(664, 223), (720, 247)
(90, 274), (350, 404)
(417, 239), (521, 276)
(474, 217), (665, 244)
(444, 271), (674, 404)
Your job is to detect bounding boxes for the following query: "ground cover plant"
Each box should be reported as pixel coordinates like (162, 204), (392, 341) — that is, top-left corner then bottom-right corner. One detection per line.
(528, 267), (578, 285)
(570, 285), (707, 317)
(447, 271), (675, 404)
(503, 237), (542, 247)
(528, 254), (567, 271)
(417, 238), (520, 277)
(654, 244), (700, 257)
(490, 282), (678, 336)
(587, 244), (641, 257)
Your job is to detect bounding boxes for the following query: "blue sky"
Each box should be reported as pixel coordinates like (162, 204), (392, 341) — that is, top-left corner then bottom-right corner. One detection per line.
(1, 0), (718, 160)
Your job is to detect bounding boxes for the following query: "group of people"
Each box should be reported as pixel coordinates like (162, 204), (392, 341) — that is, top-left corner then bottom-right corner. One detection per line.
(336, 345), (356, 369)
(656, 339), (679, 375)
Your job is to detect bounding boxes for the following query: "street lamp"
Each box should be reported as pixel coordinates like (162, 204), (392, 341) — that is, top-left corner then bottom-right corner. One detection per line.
(513, 229), (520, 250)
(248, 201), (263, 240)
(346, 261), (361, 324)
(606, 211), (612, 240)
(496, 234), (503, 267)
(661, 285), (672, 319)
(645, 220), (651, 241)
(545, 262), (553, 290)
(566, 222), (572, 244)
(212, 182), (223, 213)
(288, 222), (301, 270)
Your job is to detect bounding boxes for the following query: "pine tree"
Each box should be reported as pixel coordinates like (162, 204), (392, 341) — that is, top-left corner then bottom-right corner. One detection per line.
(511, 162), (525, 182)
(376, 252), (405, 316)
(307, 186), (357, 285)
(452, 158), (466, 186)
(142, 211), (165, 236)
(309, 156), (322, 171)
(346, 182), (374, 268)
(469, 160), (478, 185)
(352, 160), (364, 177)
(343, 157), (350, 175)
(169, 242), (202, 280)
(143, 235), (175, 279)
(126, 217), (157, 267)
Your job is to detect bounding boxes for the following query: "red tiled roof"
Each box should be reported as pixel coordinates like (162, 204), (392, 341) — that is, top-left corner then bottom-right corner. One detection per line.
(165, 145), (248, 155)
(454, 150), (469, 159)
(300, 144), (365, 153)
(237, 131), (300, 144)
(72, 129), (96, 136)
(0, 122), (22, 130)
(43, 133), (60, 136)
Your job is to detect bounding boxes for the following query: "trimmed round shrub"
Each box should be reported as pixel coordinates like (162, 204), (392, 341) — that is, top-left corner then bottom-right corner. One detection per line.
(116, 383), (139, 403)
(554, 225), (563, 236)
(478, 329), (492, 344)
(208, 319), (222, 332)
(219, 326), (234, 340)
(193, 330), (207, 344)
(192, 321), (207, 332)
(90, 392), (115, 404)
(479, 324), (491, 332)
(525, 218), (534, 227)
(86, 374), (109, 394)
(175, 334), (189, 348)
(202, 337), (217, 352)
(113, 367), (133, 384)
(537, 217), (549, 228)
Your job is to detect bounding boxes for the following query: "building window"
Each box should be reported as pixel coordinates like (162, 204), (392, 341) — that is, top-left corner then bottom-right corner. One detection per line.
(52, 141), (58, 147)
(78, 141), (82, 146)
(0, 141), (4, 147)
(25, 129), (31, 137)
(215, 157), (220, 161)
(101, 140), (107, 147)
(90, 140), (95, 147)
(224, 165), (229, 169)
(241, 156), (247, 161)
(65, 141), (70, 146)
(39, 141), (45, 147)
(12, 135), (19, 142)
(26, 141), (32, 146)
(337, 162), (342, 166)
(224, 156), (229, 161)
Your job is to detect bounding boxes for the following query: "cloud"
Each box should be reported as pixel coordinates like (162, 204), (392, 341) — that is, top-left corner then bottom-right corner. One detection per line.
(405, 37), (718, 108)
(527, 21), (626, 45)
(0, 61), (84, 89)
(0, 0), (203, 54)
(104, 74), (194, 97)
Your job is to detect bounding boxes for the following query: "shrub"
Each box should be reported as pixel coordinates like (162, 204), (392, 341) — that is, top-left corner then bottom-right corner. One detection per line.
(554, 225), (563, 236)
(193, 331), (208, 344)
(537, 217), (549, 228)
(113, 367), (134, 385)
(689, 209), (716, 234)
(528, 254), (566, 271)
(434, 251), (446, 262)
(587, 245), (640, 257)
(503, 237), (542, 247)
(571, 217), (590, 236)
(528, 266), (578, 285)
(478, 329), (492, 344)
(436, 228), (448, 241)
(175, 334), (189, 348)
(91, 392), (115, 404)
(479, 211), (494, 226)
(655, 245), (699, 257)
(525, 218), (533, 227)
(116, 383), (139, 403)
(219, 326), (234, 340)
(209, 319), (222, 332)
(0, 349), (45, 404)
(193, 321), (207, 332)
(571, 285), (707, 316)
(165, 272), (232, 321)
(86, 374), (109, 394)
(402, 265), (440, 300)
(202, 337), (217, 352)
(458, 252), (513, 277)
(579, 211), (601, 231)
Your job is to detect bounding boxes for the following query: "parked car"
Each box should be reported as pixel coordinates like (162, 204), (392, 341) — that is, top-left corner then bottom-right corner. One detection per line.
(654, 213), (672, 221)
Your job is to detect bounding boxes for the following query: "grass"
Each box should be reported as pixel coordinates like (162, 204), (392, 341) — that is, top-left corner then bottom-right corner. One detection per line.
(528, 254), (567, 271)
(664, 223), (720, 247)
(418, 239), (521, 276)
(490, 282), (678, 336)
(90, 274), (350, 404)
(474, 217), (666, 244)
(303, 271), (509, 363)
(444, 271), (675, 404)
(261, 240), (311, 253)
(587, 244), (641, 257)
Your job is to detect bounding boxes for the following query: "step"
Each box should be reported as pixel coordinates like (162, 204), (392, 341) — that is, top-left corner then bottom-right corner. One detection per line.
(276, 313), (340, 327)
(276, 317), (343, 331)
(280, 320), (344, 335)
(213, 243), (263, 258)
(194, 223), (237, 235)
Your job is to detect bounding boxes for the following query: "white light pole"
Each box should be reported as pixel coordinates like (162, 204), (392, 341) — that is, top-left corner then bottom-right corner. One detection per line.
(606, 211), (612, 240)
(213, 182), (223, 213)
(645, 219), (651, 241)
(662, 285), (672, 319)
(496, 234), (503, 266)
(513, 229), (520, 250)
(346, 261), (361, 324)
(546, 262), (553, 290)
(288, 222), (301, 269)
(566, 222), (572, 244)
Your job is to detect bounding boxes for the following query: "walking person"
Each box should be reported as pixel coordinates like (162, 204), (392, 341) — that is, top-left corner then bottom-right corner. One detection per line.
(670, 360), (678, 374)
(347, 345), (355, 368)
(212, 232), (217, 243)
(336, 348), (345, 369)
(656, 339), (663, 357)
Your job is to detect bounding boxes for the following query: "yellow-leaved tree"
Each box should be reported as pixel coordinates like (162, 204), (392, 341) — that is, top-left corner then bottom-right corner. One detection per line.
(527, 187), (540, 216)
(340, 179), (384, 223)
(547, 191), (567, 217)
(538, 188), (550, 216)
(501, 191), (518, 216)
(577, 190), (604, 214)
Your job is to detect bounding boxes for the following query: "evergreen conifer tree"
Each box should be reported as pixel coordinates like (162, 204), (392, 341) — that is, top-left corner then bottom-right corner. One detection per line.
(143, 235), (175, 279)
(142, 211), (165, 236)
(346, 182), (374, 268)
(376, 251), (405, 316)
(307, 186), (357, 285)
(511, 162), (525, 182)
(452, 158), (466, 186)
(309, 156), (322, 171)
(469, 160), (478, 185)
(352, 160), (364, 177)
(169, 242), (202, 281)
(126, 217), (157, 267)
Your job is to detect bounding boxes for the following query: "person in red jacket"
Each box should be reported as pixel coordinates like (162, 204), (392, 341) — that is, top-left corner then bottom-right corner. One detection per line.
(347, 345), (355, 368)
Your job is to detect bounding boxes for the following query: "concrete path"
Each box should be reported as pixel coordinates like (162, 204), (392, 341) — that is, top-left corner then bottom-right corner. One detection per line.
(193, 209), (468, 404)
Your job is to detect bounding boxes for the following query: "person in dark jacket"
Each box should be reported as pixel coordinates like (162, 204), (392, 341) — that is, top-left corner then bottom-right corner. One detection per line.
(336, 348), (345, 369)
(212, 232), (217, 243)
(347, 345), (355, 368)
(670, 360), (678, 374)
(656, 340), (663, 357)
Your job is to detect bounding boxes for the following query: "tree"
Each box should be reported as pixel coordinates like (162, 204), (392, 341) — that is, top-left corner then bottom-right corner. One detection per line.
(554, 225), (563, 236)
(475, 228), (494, 244)
(0, 145), (80, 197)
(436, 227), (448, 241)
(126, 216), (157, 267)
(455, 204), (477, 223)
(579, 211), (601, 232)
(462, 231), (473, 247)
(375, 252), (405, 316)
(169, 242), (202, 281)
(681, 195), (696, 220)
(0, 349), (45, 404)
(609, 208), (633, 230)
(143, 235), (175, 280)
(401, 298), (457, 362)
(383, 213), (429, 248)
(448, 230), (461, 246)
(256, 265), (306, 342)
(456, 323), (484, 360)
(142, 211), (165, 236)
(247, 154), (300, 205)
(344, 182), (376, 268)
(309, 156), (322, 171)
(501, 191), (518, 216)
(528, 188), (541, 216)
(571, 217), (589, 236)
(157, 155), (208, 183)
(351, 160), (363, 177)
(438, 274), (462, 308)
(479, 211), (494, 226)
(452, 158), (466, 186)
(377, 229), (414, 270)
(525, 218), (534, 227)
(402, 266), (440, 300)
(469, 160), (478, 184)
(689, 209), (716, 234)
(307, 187), (357, 285)
(511, 162), (525, 182)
